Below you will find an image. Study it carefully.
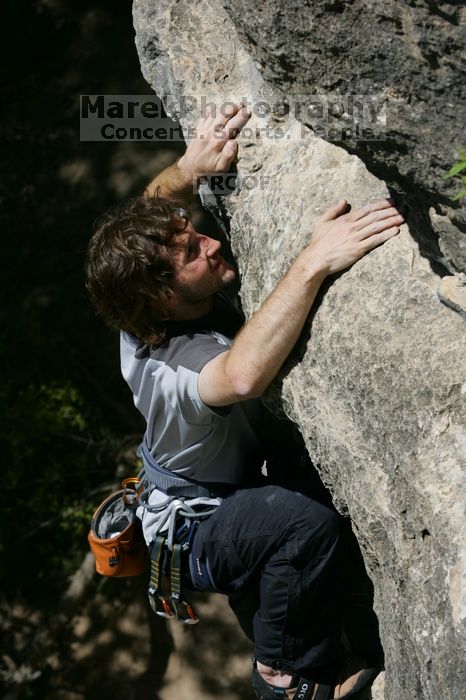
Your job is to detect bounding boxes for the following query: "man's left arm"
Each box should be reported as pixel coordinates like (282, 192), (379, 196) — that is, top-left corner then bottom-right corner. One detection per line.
(144, 102), (251, 202)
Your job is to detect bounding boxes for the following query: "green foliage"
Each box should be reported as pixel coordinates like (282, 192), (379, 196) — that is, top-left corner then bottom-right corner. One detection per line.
(36, 383), (88, 432)
(0, 379), (121, 596)
(444, 147), (466, 201)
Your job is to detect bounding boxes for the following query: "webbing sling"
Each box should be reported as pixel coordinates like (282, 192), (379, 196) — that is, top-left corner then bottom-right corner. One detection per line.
(147, 532), (199, 624)
(148, 534), (174, 618)
(170, 541), (199, 623)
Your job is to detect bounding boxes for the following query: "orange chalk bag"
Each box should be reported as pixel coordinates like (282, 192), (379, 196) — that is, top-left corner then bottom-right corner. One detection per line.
(87, 478), (147, 577)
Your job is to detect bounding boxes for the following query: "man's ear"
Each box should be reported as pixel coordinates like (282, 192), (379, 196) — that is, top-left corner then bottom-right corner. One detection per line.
(165, 287), (178, 315)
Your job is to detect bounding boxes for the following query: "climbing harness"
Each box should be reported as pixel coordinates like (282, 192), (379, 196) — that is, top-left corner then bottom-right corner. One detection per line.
(137, 434), (225, 624)
(88, 433), (226, 621)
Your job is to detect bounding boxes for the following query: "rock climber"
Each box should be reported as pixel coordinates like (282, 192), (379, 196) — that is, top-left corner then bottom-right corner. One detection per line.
(85, 101), (405, 699)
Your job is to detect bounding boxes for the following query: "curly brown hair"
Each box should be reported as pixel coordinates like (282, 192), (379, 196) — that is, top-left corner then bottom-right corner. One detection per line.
(85, 193), (189, 346)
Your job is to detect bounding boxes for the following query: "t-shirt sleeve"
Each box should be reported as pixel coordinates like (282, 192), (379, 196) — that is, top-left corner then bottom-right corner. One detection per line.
(150, 333), (231, 423)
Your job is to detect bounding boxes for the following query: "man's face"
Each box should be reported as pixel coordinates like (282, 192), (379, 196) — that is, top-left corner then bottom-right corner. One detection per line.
(169, 219), (236, 310)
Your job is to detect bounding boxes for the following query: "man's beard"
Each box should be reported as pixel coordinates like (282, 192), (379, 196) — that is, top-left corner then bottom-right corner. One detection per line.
(176, 267), (236, 305)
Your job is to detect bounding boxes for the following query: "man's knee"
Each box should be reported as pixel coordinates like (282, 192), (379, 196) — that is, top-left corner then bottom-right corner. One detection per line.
(291, 497), (342, 560)
(317, 507), (342, 547)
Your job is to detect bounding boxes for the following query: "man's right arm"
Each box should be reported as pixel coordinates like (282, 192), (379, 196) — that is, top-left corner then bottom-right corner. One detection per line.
(198, 197), (404, 406)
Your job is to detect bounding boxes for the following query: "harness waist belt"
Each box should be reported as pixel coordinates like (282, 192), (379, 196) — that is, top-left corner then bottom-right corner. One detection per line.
(139, 437), (236, 500)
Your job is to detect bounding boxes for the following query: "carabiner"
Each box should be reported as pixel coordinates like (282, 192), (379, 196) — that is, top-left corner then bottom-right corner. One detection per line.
(171, 597), (199, 625)
(148, 587), (175, 619)
(121, 476), (143, 506)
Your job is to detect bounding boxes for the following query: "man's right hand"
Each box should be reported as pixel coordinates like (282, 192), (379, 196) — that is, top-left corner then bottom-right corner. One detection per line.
(305, 197), (404, 276)
(177, 102), (251, 183)
(198, 196), (405, 407)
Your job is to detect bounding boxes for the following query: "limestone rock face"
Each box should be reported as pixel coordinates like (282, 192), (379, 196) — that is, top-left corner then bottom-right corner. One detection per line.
(133, 1), (466, 698)
(222, 0), (466, 277)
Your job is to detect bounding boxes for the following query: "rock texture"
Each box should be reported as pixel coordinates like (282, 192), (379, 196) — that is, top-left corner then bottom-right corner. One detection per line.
(223, 0), (466, 277)
(133, 1), (466, 698)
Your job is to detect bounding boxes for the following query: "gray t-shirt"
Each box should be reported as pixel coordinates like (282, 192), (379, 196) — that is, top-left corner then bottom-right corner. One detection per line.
(120, 295), (265, 488)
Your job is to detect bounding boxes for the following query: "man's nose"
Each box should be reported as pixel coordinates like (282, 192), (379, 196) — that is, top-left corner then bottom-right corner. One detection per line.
(204, 236), (221, 257)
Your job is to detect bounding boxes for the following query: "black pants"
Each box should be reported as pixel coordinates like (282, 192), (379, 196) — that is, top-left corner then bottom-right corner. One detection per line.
(192, 482), (383, 676)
